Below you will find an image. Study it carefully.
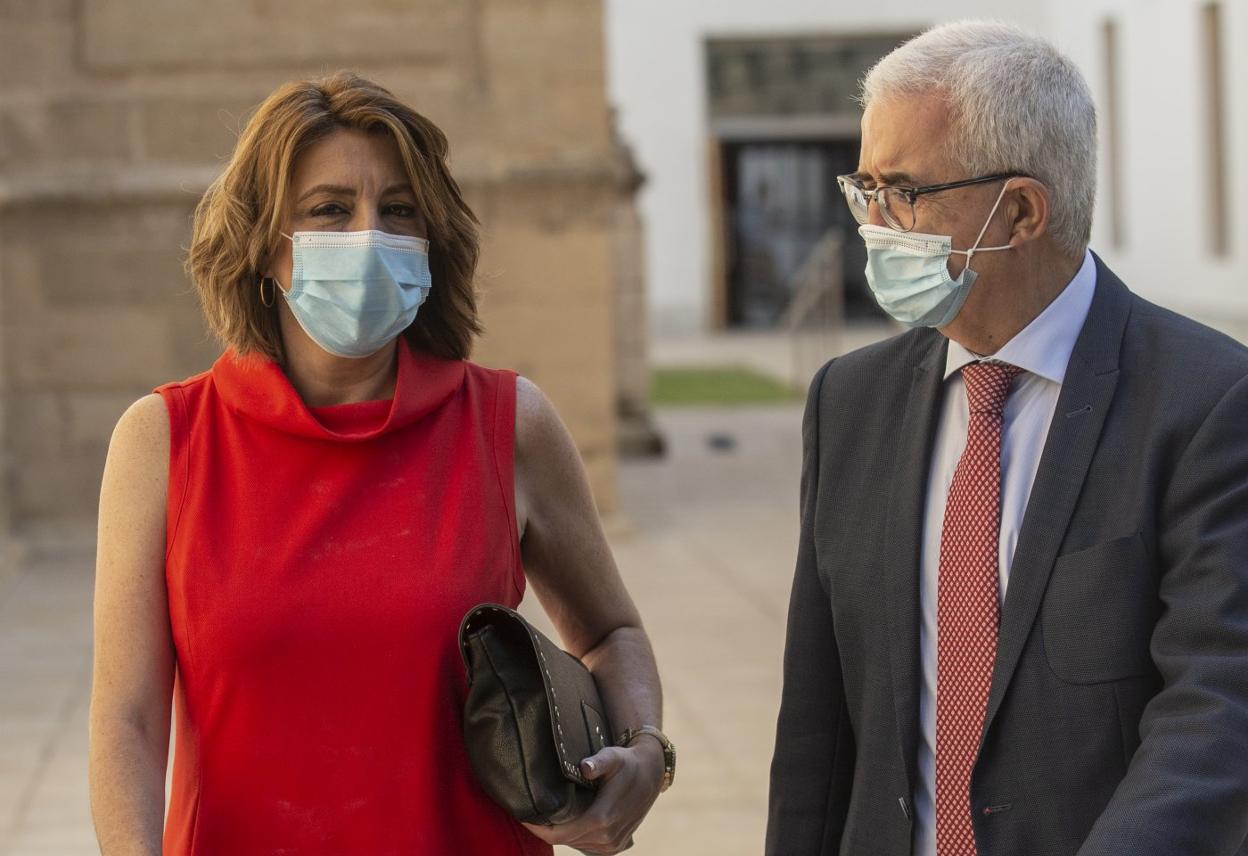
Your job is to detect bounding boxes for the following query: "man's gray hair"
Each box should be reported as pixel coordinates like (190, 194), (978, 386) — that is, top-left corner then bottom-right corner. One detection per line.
(860, 20), (1097, 257)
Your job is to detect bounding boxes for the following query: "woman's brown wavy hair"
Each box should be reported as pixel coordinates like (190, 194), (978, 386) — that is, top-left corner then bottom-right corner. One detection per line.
(187, 71), (481, 362)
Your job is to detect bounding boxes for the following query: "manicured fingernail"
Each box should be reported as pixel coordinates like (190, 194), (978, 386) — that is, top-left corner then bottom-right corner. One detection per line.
(583, 759), (596, 774)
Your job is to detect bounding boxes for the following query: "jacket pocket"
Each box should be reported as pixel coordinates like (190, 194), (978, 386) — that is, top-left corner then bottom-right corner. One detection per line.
(1041, 533), (1157, 684)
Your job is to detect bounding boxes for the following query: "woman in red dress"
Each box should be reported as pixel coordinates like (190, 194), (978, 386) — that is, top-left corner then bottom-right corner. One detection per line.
(88, 72), (668, 855)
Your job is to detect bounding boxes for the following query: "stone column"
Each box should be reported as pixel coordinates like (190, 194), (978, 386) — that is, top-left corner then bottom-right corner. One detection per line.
(610, 117), (664, 458)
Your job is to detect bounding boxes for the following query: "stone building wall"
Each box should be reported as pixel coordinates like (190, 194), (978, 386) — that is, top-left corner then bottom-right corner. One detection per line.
(610, 125), (663, 457)
(0, 0), (629, 536)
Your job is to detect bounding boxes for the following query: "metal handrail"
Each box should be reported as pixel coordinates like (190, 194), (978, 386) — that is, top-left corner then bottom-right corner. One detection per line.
(785, 229), (844, 387)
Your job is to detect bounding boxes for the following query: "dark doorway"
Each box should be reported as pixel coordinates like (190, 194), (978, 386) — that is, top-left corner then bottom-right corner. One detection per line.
(722, 139), (882, 328)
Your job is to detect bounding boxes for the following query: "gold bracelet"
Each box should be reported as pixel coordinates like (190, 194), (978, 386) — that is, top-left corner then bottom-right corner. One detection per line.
(618, 725), (676, 792)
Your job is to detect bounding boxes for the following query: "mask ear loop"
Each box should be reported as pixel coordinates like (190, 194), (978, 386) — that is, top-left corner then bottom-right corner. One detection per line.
(951, 178), (1016, 277)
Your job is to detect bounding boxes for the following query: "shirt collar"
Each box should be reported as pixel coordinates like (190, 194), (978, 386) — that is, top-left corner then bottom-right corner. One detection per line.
(944, 248), (1097, 384)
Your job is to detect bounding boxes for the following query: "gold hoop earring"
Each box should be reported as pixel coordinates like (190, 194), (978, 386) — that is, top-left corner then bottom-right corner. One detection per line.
(259, 276), (275, 308)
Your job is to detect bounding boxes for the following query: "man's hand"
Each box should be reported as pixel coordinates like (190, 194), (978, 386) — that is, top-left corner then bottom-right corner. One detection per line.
(522, 739), (665, 855)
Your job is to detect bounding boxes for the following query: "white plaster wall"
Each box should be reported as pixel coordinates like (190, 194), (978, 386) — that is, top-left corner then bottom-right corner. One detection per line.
(1049, 0), (1248, 336)
(603, 1), (1050, 337)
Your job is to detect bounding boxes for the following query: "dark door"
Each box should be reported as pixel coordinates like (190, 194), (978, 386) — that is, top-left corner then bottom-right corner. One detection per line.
(722, 139), (881, 328)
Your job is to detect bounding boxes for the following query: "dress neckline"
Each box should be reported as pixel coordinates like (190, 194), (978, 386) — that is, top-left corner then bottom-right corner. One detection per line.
(212, 336), (466, 442)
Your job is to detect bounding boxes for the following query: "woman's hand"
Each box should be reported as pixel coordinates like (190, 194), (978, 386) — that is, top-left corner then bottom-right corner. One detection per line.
(522, 738), (666, 855)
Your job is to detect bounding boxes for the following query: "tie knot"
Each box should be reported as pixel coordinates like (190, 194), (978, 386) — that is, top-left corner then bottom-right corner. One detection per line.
(961, 361), (1022, 415)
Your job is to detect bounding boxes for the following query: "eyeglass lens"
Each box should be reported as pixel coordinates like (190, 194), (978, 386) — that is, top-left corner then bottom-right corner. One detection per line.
(839, 179), (915, 232)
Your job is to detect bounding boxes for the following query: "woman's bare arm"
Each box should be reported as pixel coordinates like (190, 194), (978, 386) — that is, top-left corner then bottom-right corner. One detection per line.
(512, 377), (665, 854)
(88, 394), (175, 856)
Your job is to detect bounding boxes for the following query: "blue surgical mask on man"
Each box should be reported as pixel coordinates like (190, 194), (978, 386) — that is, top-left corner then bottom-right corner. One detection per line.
(859, 180), (1015, 328)
(277, 229), (432, 358)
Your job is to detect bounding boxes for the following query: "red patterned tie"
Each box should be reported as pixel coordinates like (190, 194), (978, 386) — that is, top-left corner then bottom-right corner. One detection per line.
(935, 361), (1022, 856)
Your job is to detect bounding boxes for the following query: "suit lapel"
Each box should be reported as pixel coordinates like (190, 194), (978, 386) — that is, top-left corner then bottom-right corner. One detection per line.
(981, 257), (1132, 743)
(886, 330), (948, 792)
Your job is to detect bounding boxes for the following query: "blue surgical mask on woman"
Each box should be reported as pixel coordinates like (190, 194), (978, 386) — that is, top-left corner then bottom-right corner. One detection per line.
(858, 180), (1015, 328)
(278, 229), (432, 358)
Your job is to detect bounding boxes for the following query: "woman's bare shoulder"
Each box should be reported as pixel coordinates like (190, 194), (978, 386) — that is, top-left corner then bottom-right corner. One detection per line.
(104, 394), (170, 488)
(113, 393), (168, 444)
(514, 375), (563, 456)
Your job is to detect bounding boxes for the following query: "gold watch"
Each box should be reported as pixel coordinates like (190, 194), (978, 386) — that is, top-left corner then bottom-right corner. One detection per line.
(618, 725), (676, 792)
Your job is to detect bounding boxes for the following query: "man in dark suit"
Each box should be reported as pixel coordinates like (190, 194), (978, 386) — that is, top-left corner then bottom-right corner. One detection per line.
(766, 21), (1248, 856)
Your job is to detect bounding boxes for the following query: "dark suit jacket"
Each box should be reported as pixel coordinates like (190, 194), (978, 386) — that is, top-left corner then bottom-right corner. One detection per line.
(766, 257), (1248, 855)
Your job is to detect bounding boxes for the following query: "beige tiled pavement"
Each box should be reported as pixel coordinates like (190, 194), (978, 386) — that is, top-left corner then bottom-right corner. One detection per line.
(0, 402), (806, 856)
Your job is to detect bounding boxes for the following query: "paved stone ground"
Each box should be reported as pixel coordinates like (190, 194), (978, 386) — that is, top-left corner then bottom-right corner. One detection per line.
(0, 401), (806, 856)
(0, 534), (99, 855)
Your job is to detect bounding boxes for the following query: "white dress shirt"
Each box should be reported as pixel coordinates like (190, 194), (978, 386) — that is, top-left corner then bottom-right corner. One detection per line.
(912, 250), (1097, 856)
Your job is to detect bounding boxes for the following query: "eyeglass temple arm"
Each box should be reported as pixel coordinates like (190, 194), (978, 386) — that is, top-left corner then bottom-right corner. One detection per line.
(911, 172), (1018, 197)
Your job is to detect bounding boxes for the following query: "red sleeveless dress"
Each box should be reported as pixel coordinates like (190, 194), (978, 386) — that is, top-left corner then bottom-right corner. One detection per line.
(154, 337), (551, 855)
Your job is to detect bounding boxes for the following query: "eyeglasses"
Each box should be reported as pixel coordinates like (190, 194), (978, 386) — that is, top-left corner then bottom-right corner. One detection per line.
(836, 172), (1018, 233)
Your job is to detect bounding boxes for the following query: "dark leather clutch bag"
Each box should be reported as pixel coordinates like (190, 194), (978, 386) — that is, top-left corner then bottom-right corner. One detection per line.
(458, 603), (613, 825)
